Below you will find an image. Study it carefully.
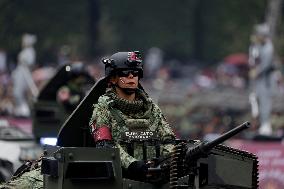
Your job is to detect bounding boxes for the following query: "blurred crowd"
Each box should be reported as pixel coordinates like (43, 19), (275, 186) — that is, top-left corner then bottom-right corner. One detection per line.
(141, 47), (284, 140)
(1, 42), (284, 140)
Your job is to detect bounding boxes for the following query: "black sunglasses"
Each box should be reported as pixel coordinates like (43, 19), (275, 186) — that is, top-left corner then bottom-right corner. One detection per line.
(117, 70), (139, 77)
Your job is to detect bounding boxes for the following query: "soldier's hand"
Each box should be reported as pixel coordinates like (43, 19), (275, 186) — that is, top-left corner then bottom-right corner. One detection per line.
(127, 160), (149, 180)
(145, 160), (156, 177)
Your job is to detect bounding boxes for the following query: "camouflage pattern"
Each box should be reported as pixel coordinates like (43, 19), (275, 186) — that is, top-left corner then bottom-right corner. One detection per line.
(90, 88), (175, 168)
(0, 166), (43, 189)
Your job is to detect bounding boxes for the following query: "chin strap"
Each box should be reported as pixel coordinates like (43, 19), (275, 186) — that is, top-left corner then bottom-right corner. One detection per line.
(121, 87), (137, 95)
(112, 83), (137, 95)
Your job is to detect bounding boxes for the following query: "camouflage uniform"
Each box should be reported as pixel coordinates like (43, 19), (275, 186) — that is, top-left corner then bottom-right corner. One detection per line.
(90, 88), (175, 169)
(0, 161), (43, 189)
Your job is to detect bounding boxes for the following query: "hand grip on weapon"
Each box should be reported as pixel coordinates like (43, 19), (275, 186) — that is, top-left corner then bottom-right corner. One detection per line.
(127, 160), (149, 180)
(145, 159), (161, 176)
(127, 160), (162, 180)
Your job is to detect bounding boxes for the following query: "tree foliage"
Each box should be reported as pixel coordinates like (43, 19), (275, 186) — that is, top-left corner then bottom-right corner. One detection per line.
(0, 0), (89, 64)
(0, 0), (280, 65)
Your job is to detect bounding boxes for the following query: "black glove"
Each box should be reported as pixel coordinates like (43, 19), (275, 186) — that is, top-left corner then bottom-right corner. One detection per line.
(127, 160), (149, 181)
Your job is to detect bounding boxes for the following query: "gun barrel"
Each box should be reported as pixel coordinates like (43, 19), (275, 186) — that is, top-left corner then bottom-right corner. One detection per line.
(186, 122), (250, 161)
(204, 122), (250, 151)
(203, 121), (250, 152)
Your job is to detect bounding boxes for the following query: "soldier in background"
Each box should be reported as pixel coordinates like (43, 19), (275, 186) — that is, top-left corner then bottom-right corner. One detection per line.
(144, 47), (163, 79)
(12, 34), (38, 117)
(248, 23), (275, 135)
(0, 49), (7, 74)
(89, 51), (176, 181)
(56, 62), (93, 114)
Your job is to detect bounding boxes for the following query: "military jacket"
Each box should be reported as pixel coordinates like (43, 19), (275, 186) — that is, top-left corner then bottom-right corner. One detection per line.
(90, 88), (175, 168)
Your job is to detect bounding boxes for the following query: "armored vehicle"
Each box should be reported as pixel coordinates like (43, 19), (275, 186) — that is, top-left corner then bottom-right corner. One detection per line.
(32, 63), (95, 144)
(42, 78), (259, 189)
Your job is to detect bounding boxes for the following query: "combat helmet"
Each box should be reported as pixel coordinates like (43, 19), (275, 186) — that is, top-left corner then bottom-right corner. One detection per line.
(102, 51), (143, 78)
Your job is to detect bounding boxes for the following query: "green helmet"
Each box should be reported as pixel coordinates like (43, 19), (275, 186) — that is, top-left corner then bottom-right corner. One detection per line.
(102, 51), (143, 78)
